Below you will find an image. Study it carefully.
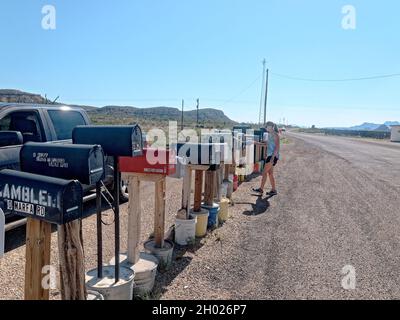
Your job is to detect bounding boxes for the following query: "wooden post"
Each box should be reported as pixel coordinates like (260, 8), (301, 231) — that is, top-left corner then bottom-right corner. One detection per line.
(154, 178), (166, 248)
(224, 164), (230, 180)
(215, 167), (222, 202)
(127, 176), (141, 264)
(58, 220), (86, 300)
(193, 170), (203, 212)
(25, 218), (51, 300)
(181, 166), (192, 218)
(204, 171), (215, 207)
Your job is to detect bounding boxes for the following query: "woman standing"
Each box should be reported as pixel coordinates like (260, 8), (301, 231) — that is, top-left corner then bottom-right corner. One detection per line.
(252, 121), (280, 196)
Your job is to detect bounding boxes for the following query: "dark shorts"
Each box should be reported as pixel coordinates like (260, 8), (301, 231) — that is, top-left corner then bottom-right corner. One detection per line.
(266, 156), (279, 166)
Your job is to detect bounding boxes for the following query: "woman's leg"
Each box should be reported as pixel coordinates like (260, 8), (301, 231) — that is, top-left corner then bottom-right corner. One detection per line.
(268, 167), (276, 191)
(260, 162), (273, 190)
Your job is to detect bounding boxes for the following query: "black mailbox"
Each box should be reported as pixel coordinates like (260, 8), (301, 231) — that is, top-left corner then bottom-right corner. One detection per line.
(0, 169), (83, 225)
(176, 143), (222, 166)
(20, 143), (105, 186)
(0, 131), (23, 148)
(72, 125), (143, 157)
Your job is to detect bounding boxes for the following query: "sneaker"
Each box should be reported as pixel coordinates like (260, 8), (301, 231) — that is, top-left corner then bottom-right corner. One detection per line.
(267, 190), (278, 196)
(252, 187), (263, 194)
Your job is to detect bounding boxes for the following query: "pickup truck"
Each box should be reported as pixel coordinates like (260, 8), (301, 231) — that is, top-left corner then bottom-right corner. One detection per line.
(0, 103), (129, 229)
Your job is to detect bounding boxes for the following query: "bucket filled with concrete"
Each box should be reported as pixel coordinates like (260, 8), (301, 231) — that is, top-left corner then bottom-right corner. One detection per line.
(85, 265), (135, 300)
(144, 239), (174, 270)
(109, 252), (159, 298)
(175, 215), (197, 246)
(190, 208), (209, 237)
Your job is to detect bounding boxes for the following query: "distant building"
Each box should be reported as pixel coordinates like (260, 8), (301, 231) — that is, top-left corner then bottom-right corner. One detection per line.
(391, 125), (400, 142)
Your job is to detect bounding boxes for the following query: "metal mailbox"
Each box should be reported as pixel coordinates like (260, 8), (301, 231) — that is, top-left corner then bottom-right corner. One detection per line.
(72, 125), (143, 157)
(0, 169), (83, 225)
(119, 148), (176, 175)
(20, 143), (105, 186)
(175, 143), (222, 167)
(201, 133), (232, 163)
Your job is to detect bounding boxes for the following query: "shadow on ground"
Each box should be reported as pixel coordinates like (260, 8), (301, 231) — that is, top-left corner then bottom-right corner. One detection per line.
(149, 234), (206, 299)
(236, 195), (272, 216)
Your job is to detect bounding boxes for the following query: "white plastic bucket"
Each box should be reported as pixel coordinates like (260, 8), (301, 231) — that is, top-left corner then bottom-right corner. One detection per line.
(175, 216), (197, 246)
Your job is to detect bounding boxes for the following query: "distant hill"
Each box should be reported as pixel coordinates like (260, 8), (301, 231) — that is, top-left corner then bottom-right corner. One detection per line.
(327, 121), (400, 131)
(0, 89), (236, 127)
(0, 89), (47, 104)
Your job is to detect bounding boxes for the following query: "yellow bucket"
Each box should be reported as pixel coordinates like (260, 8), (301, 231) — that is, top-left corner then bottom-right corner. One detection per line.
(190, 208), (209, 238)
(219, 198), (230, 223)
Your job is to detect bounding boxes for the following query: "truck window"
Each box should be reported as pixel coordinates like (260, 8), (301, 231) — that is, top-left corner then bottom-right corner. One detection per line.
(48, 110), (86, 140)
(1, 111), (44, 143)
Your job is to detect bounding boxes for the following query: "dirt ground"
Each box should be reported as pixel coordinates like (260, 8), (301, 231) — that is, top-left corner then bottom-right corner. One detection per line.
(1, 134), (400, 300)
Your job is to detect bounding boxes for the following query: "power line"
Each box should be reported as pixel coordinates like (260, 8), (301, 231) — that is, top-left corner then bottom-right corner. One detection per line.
(270, 71), (400, 82)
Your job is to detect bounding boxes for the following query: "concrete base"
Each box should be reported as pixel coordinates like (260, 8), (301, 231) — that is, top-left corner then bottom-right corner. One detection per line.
(109, 252), (159, 298)
(87, 290), (104, 300)
(86, 265), (135, 300)
(144, 239), (174, 270)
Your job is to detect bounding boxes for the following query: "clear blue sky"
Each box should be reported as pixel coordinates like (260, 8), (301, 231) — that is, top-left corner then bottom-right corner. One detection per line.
(1, 0), (399, 127)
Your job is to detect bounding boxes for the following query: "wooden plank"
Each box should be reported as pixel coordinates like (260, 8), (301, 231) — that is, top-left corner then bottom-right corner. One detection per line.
(25, 218), (51, 300)
(124, 172), (165, 182)
(58, 220), (86, 300)
(187, 164), (210, 171)
(204, 171), (215, 206)
(154, 178), (166, 248)
(127, 176), (141, 264)
(193, 170), (203, 212)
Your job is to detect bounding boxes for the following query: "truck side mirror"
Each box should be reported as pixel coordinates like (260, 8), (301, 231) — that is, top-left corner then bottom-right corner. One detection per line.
(0, 131), (23, 148)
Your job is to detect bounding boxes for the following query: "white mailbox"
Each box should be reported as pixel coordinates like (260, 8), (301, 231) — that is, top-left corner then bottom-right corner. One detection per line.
(0, 208), (4, 259)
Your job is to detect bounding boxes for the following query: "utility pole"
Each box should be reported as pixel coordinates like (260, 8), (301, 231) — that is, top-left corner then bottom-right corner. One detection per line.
(263, 68), (269, 126)
(181, 99), (184, 131)
(196, 98), (200, 127)
(259, 59), (266, 125)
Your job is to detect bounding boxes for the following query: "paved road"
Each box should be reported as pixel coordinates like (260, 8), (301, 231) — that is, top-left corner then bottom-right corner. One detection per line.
(163, 133), (400, 300)
(287, 132), (400, 188)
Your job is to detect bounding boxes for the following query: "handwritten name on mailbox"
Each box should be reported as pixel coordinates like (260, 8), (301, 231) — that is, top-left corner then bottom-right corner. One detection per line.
(0, 170), (83, 225)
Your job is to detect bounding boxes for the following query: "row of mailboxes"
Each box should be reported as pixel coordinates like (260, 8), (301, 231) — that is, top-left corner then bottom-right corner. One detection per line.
(119, 148), (177, 175)
(0, 125), (145, 225)
(0, 169), (83, 225)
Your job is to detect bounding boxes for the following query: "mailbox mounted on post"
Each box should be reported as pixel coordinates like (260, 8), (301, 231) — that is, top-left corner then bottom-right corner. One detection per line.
(0, 170), (83, 225)
(175, 143), (222, 168)
(201, 133), (232, 163)
(72, 125), (143, 157)
(119, 148), (176, 175)
(20, 143), (105, 186)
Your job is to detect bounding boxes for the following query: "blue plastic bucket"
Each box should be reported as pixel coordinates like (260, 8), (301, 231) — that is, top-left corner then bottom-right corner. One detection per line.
(201, 203), (220, 228)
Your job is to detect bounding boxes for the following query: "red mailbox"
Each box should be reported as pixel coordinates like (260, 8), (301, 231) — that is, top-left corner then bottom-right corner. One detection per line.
(119, 148), (176, 175)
